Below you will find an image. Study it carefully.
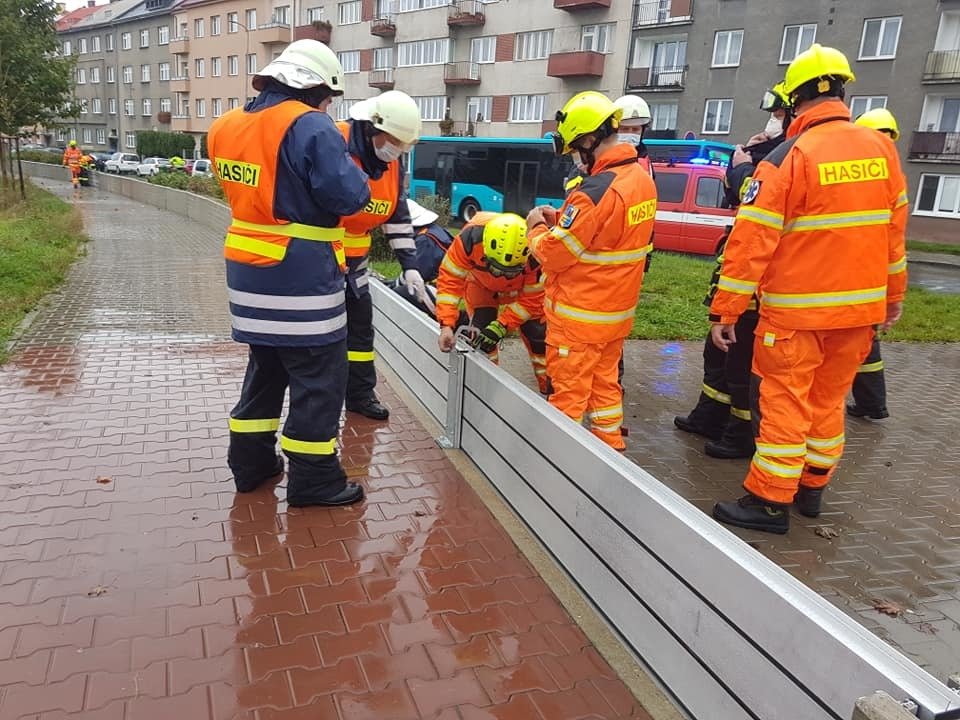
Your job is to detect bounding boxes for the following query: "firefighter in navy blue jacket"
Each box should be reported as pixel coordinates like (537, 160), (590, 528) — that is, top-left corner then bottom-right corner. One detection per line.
(207, 40), (371, 507)
(337, 91), (427, 421)
(386, 199), (454, 317)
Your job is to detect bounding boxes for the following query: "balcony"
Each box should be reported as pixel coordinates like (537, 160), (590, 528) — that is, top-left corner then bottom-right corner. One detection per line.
(554, 0), (610, 9)
(626, 65), (686, 91)
(171, 111), (192, 132)
(370, 13), (396, 37)
(634, 0), (693, 27)
(294, 21), (332, 43)
(443, 61), (480, 85)
(368, 68), (395, 89)
(908, 131), (960, 162)
(547, 51), (605, 78)
(923, 49), (960, 83)
(169, 72), (190, 92)
(156, 111), (171, 124)
(168, 34), (189, 52)
(448, 1), (485, 27)
(255, 22), (290, 45)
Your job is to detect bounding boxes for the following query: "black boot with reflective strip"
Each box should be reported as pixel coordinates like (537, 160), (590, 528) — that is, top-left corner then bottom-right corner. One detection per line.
(705, 416), (755, 459)
(674, 391), (728, 441)
(713, 493), (789, 535)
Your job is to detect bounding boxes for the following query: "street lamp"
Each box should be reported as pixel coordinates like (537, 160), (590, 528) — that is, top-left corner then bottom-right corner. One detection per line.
(229, 18), (252, 108)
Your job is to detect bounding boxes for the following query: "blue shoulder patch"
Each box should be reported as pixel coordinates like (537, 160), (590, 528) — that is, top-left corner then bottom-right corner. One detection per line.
(559, 204), (579, 229)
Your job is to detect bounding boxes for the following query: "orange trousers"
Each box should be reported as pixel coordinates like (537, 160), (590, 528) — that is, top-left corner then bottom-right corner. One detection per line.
(546, 324), (625, 450)
(744, 320), (874, 504)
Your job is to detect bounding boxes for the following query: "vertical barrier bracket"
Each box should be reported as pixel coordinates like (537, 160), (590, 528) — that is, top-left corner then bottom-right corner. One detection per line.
(437, 347), (467, 449)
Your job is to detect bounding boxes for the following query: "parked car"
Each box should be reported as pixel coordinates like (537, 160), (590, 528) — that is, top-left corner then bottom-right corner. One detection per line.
(183, 158), (195, 175)
(104, 153), (140, 174)
(191, 158), (213, 177)
(136, 157), (172, 176)
(88, 152), (113, 171)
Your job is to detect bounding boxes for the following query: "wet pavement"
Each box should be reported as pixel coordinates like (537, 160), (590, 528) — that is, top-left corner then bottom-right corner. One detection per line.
(909, 261), (960, 295)
(503, 336), (960, 682)
(0, 179), (652, 720)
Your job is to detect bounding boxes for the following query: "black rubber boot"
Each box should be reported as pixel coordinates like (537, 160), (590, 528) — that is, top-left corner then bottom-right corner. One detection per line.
(704, 418), (755, 459)
(846, 403), (889, 420)
(234, 455), (284, 493)
(346, 396), (390, 421)
(288, 481), (364, 508)
(674, 393), (728, 441)
(794, 486), (824, 518)
(713, 493), (789, 535)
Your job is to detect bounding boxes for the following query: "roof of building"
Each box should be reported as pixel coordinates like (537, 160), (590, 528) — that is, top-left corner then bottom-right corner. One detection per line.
(68, 0), (144, 30)
(55, 4), (100, 31)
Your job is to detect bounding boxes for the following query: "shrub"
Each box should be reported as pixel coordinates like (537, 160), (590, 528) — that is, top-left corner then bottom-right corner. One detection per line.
(147, 171), (224, 200)
(16, 150), (63, 165)
(135, 131), (196, 159)
(369, 194), (452, 261)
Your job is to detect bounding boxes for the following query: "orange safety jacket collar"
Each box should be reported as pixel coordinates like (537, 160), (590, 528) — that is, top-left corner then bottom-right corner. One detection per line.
(786, 98), (851, 138)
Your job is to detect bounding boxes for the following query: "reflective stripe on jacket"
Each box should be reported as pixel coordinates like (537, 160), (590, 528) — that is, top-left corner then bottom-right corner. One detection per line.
(710, 99), (908, 330)
(528, 143), (656, 343)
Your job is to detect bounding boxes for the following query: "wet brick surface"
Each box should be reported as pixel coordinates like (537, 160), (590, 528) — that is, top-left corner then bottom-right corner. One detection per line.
(0, 180), (652, 719)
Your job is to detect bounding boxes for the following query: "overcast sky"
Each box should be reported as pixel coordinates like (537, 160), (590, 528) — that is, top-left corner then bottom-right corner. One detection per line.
(61, 0), (101, 12)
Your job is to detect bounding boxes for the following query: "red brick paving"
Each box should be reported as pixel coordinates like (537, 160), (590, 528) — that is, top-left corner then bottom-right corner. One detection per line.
(0, 181), (652, 719)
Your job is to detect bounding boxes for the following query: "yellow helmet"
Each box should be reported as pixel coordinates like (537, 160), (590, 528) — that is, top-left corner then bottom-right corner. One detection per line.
(482, 213), (529, 275)
(759, 82), (792, 112)
(855, 107), (900, 141)
(782, 43), (855, 96)
(69, 140), (77, 147)
(551, 91), (622, 155)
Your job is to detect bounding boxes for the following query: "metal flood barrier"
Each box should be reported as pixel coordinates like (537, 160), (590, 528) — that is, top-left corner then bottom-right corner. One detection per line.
(369, 279), (958, 720)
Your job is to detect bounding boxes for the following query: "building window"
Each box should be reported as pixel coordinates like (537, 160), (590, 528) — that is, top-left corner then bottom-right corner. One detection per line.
(92, 98), (102, 113)
(76, 68), (86, 84)
(196, 98), (206, 117)
(141, 64), (151, 82)
(80, 99), (88, 114)
(374, 47), (393, 69)
(338, 0), (361, 24)
(109, 98), (117, 114)
(211, 57), (222, 77)
(229, 55), (239, 75)
(96, 128), (106, 144)
(470, 36), (495, 64)
(124, 99), (135, 116)
(509, 94), (544, 122)
(780, 23), (816, 64)
(83, 128), (92, 143)
(160, 97), (171, 112)
(107, 66), (116, 83)
(125, 132), (136, 149)
(90, 66), (100, 83)
(414, 95), (447, 121)
(92, 36), (100, 52)
(159, 62), (170, 81)
(212, 98), (223, 117)
(159, 25), (169, 44)
(466, 95), (492, 122)
(703, 99), (733, 134)
(581, 23), (615, 54)
(307, 6), (323, 22)
(79, 37), (88, 54)
(105, 34), (113, 51)
(195, 58), (205, 78)
(194, 18), (205, 38)
(273, 5), (290, 24)
(140, 29), (149, 47)
(397, 38), (450, 66)
(860, 17), (901, 60)
(515, 30), (552, 61)
(227, 12), (239, 32)
(228, 97), (240, 110)
(712, 29), (743, 67)
(245, 9), (257, 29)
(397, 0), (446, 10)
(246, 53), (258, 74)
(121, 32), (132, 50)
(123, 65), (133, 83)
(143, 98), (152, 116)
(62, 40), (72, 55)
(334, 98), (357, 121)
(338, 50), (360, 73)
(850, 95), (887, 119)
(211, 15), (221, 35)
(915, 174), (960, 217)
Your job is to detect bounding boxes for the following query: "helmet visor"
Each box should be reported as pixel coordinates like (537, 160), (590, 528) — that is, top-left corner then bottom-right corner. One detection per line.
(759, 90), (782, 112)
(550, 131), (565, 156)
(486, 258), (524, 278)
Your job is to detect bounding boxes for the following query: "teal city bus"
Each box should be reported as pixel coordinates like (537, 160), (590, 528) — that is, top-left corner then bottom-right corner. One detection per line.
(407, 135), (734, 221)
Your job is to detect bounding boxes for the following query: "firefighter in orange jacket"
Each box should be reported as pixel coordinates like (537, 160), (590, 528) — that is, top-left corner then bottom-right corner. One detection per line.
(337, 91), (427, 421)
(436, 212), (548, 393)
(709, 45), (908, 534)
(62, 140), (83, 188)
(526, 92), (657, 451)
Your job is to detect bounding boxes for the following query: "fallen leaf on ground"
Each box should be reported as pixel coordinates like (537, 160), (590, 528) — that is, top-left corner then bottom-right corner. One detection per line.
(95, 476), (112, 484)
(872, 599), (904, 617)
(915, 622), (939, 635)
(814, 526), (840, 539)
(87, 586), (108, 597)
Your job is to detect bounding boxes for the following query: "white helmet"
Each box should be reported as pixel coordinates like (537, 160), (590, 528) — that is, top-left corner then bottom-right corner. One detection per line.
(253, 39), (344, 94)
(407, 199), (438, 227)
(613, 95), (651, 125)
(350, 90), (422, 146)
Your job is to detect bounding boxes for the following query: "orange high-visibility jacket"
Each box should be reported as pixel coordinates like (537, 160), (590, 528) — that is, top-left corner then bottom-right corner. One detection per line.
(62, 147), (83, 168)
(436, 212), (544, 330)
(710, 99), (908, 330)
(528, 143), (657, 344)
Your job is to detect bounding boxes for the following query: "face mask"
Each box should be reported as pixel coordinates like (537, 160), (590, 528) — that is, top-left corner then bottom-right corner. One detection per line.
(374, 141), (402, 163)
(618, 133), (642, 147)
(572, 151), (587, 172)
(764, 116), (784, 138)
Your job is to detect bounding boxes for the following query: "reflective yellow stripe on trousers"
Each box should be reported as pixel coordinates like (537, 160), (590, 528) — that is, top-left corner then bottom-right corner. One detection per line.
(229, 417), (281, 433)
(348, 350), (375, 362)
(280, 434), (337, 455)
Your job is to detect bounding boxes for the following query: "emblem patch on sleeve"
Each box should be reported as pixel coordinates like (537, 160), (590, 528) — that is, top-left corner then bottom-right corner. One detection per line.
(559, 205), (579, 229)
(742, 179), (762, 205)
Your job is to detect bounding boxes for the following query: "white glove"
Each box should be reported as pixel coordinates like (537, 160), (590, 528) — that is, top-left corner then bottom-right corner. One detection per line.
(402, 269), (434, 313)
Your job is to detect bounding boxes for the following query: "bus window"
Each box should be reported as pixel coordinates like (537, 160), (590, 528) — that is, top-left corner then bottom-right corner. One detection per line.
(413, 143), (437, 181)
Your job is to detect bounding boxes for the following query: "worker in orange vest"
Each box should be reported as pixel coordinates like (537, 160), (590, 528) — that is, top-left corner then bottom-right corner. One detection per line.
(709, 45), (908, 534)
(336, 91), (428, 421)
(436, 212), (548, 393)
(62, 140), (84, 188)
(527, 91), (657, 450)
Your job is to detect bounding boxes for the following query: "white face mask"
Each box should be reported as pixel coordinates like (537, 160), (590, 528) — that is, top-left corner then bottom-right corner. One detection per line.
(374, 140), (402, 163)
(764, 116), (784, 138)
(572, 151), (587, 172)
(618, 133), (643, 147)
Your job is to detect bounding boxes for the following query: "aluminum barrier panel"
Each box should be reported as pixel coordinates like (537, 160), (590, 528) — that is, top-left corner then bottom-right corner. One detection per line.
(369, 278), (959, 720)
